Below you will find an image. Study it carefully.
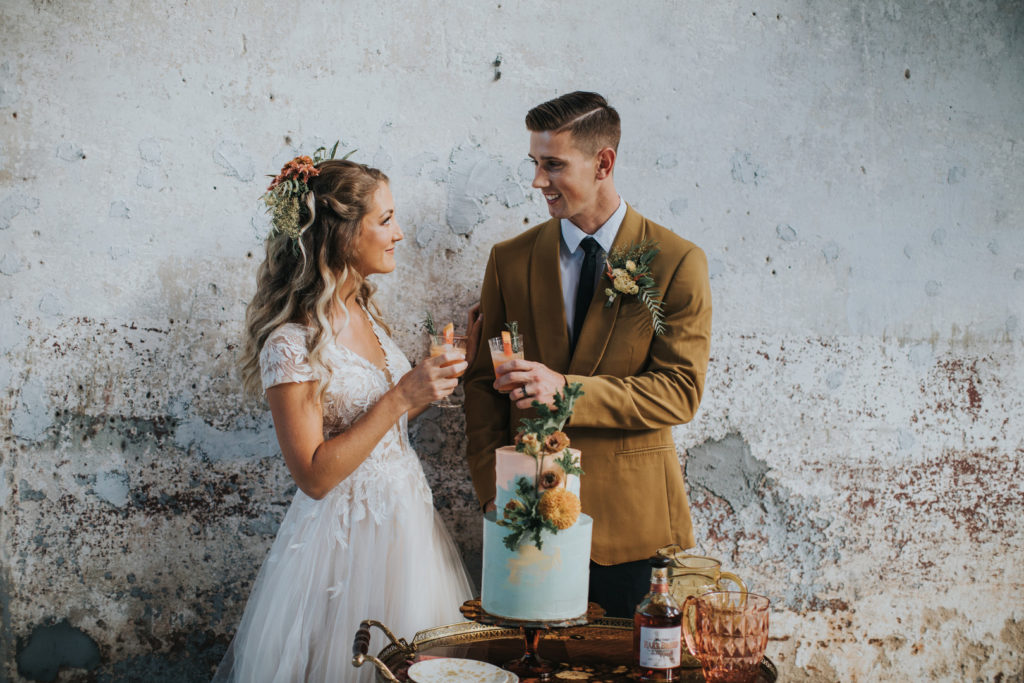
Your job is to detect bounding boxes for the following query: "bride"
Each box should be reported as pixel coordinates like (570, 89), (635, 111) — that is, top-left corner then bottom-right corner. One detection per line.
(213, 149), (474, 682)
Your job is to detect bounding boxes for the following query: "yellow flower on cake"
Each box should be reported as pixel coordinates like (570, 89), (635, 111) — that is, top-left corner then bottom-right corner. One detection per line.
(539, 488), (582, 530)
(517, 433), (540, 457)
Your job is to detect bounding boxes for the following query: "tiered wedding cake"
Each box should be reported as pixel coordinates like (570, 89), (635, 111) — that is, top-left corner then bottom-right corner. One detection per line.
(481, 384), (593, 621)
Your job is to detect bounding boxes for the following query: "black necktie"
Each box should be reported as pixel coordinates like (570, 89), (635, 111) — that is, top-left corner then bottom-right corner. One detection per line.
(571, 237), (601, 353)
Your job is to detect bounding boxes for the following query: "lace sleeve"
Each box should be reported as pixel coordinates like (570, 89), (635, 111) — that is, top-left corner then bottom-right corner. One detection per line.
(259, 324), (315, 391)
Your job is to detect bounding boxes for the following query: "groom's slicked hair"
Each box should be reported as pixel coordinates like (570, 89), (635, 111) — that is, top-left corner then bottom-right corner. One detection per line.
(526, 91), (620, 155)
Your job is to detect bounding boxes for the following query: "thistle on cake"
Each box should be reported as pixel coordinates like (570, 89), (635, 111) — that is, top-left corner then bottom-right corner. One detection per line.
(497, 382), (584, 550)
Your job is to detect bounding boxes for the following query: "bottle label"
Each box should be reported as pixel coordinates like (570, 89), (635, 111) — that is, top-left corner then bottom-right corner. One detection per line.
(639, 625), (681, 669)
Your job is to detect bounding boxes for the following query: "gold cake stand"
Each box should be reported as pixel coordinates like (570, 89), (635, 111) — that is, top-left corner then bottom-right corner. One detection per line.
(458, 598), (606, 680)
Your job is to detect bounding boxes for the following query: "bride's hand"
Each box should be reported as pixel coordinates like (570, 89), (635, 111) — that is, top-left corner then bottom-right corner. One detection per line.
(396, 352), (466, 410)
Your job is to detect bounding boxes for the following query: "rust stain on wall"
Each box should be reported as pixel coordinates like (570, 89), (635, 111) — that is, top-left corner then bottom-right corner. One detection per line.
(3, 3), (1024, 680)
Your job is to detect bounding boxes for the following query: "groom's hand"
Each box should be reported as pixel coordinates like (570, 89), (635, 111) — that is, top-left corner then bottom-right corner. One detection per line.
(494, 359), (568, 410)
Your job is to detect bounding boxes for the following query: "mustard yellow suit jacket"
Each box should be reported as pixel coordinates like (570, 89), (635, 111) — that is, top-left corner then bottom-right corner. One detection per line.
(464, 205), (712, 565)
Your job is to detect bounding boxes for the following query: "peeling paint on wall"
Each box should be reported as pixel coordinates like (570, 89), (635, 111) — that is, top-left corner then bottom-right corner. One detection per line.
(2, 1), (1023, 681)
(213, 141), (255, 182)
(0, 195), (39, 230)
(16, 620), (101, 681)
(446, 146), (511, 234)
(0, 61), (21, 108)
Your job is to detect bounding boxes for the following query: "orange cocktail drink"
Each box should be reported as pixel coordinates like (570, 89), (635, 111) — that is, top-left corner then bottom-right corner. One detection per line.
(488, 331), (524, 394)
(429, 336), (468, 376)
(428, 322), (468, 408)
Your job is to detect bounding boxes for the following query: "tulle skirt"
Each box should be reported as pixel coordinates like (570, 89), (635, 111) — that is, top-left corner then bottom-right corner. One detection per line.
(212, 473), (474, 683)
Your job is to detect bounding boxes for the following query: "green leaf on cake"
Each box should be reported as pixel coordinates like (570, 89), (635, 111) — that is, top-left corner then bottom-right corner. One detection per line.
(503, 384), (586, 550)
(554, 450), (583, 477)
(516, 382), (584, 446)
(499, 476), (558, 551)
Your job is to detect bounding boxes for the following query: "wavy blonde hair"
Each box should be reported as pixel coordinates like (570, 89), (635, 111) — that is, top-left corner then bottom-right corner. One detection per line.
(240, 159), (390, 400)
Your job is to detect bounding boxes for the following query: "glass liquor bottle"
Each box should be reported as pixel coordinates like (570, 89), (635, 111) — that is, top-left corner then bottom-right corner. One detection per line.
(633, 555), (682, 681)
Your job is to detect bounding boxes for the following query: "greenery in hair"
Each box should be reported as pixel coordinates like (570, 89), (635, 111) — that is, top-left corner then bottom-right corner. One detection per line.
(260, 142), (355, 245)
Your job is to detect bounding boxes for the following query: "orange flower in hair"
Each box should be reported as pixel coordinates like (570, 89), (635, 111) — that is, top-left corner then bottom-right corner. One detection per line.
(267, 155), (320, 191)
(260, 143), (346, 245)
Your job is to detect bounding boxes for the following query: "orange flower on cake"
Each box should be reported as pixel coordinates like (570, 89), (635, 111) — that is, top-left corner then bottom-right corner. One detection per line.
(539, 469), (564, 490)
(539, 488), (582, 530)
(543, 431), (570, 454)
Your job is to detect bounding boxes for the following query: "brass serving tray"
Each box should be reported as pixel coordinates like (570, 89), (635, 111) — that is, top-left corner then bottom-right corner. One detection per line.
(362, 618), (778, 682)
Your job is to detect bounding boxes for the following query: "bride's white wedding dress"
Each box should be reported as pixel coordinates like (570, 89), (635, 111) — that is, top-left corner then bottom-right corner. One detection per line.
(213, 315), (473, 683)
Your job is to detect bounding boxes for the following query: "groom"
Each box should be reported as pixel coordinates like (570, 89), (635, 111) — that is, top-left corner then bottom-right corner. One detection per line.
(464, 91), (712, 618)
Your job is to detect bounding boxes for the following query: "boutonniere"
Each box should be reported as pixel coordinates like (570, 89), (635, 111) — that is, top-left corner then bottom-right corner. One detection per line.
(603, 239), (666, 335)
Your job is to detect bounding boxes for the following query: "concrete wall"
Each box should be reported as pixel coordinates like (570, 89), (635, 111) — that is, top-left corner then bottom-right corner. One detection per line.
(1, 1), (1022, 680)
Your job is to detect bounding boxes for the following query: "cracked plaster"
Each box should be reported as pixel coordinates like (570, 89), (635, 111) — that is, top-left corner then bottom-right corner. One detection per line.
(2, 2), (1022, 681)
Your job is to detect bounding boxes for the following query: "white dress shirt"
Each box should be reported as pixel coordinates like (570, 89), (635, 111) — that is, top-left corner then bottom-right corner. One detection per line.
(559, 198), (627, 346)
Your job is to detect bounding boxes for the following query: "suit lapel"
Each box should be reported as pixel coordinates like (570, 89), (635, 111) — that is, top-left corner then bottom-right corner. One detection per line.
(568, 205), (646, 376)
(529, 220), (571, 371)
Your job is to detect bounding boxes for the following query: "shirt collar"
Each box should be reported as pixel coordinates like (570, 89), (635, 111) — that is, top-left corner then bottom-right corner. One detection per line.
(560, 197), (625, 255)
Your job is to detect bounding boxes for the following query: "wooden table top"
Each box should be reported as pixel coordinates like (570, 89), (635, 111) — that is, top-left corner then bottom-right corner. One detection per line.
(372, 619), (777, 683)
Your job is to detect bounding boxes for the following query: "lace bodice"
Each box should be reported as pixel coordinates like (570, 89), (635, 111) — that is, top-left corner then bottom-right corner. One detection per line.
(258, 314), (431, 527)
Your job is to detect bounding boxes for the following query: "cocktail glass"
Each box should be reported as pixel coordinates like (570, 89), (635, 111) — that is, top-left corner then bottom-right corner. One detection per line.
(488, 332), (525, 395)
(429, 334), (468, 408)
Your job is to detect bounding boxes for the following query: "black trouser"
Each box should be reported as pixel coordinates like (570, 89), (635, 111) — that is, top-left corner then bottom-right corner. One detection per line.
(588, 559), (651, 618)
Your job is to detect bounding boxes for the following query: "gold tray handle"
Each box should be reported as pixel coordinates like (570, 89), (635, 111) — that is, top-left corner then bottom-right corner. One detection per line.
(351, 619), (414, 682)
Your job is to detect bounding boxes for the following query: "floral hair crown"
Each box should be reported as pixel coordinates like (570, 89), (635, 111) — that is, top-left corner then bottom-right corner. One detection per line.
(260, 142), (353, 244)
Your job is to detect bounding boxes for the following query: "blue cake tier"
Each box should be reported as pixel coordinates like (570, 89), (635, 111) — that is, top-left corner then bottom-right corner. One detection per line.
(481, 511), (593, 621)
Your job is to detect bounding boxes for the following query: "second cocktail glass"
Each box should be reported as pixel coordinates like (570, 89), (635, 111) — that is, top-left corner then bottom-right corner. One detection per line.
(488, 331), (525, 395)
(429, 333), (468, 408)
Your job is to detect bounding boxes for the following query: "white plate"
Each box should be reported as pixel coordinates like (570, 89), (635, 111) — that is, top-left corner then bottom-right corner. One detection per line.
(407, 658), (518, 683)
